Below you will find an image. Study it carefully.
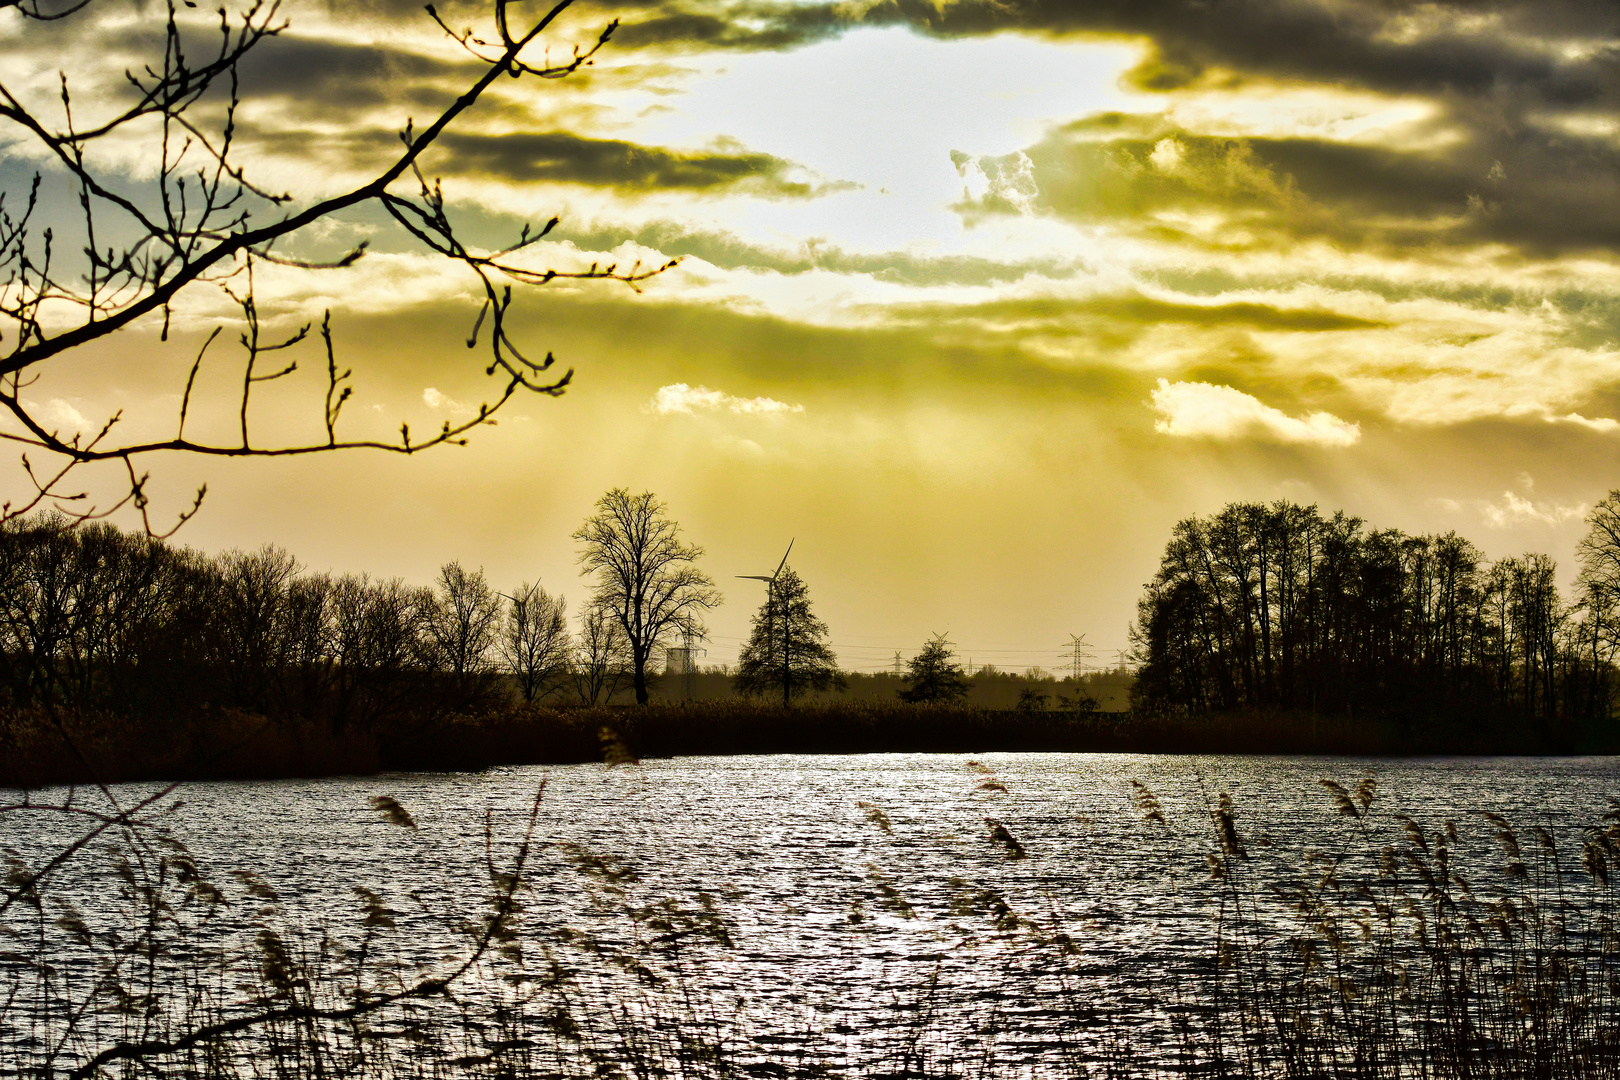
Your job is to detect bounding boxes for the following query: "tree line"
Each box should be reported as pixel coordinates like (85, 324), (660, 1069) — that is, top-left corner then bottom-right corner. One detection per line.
(0, 485), (980, 741)
(0, 488), (720, 732)
(0, 515), (610, 730)
(1130, 496), (1620, 740)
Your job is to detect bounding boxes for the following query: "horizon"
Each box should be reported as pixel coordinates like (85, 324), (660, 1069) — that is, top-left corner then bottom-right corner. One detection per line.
(4, 0), (1618, 673)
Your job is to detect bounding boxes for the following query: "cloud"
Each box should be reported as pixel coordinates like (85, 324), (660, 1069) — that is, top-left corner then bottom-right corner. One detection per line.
(235, 33), (472, 114)
(45, 399), (89, 431)
(50, 0), (1620, 267)
(951, 150), (1039, 215)
(431, 132), (821, 196)
(18, 398), (91, 433)
(647, 383), (804, 415)
(1243, 133), (1620, 256)
(913, 12), (1620, 261)
(554, 220), (1084, 285)
(422, 387), (464, 411)
(1552, 412), (1620, 433)
(894, 293), (1385, 333)
(1149, 137), (1185, 173)
(1477, 490), (1588, 529)
(1150, 378), (1360, 446)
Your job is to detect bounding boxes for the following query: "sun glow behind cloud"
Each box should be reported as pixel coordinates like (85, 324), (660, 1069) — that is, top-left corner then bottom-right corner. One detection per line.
(1150, 380), (1361, 447)
(13, 0), (1620, 667)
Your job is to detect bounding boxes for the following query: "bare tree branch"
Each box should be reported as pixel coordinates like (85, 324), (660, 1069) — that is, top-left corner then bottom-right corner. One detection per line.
(0, 0), (676, 531)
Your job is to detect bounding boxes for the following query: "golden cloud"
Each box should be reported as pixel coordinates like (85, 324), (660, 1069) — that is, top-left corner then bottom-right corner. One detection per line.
(1150, 379), (1360, 447)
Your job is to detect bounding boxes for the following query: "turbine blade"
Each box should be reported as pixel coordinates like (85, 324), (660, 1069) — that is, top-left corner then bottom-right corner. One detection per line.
(773, 537), (795, 579)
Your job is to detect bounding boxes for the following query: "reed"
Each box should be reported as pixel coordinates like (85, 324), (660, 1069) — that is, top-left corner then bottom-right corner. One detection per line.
(4, 762), (1620, 1078)
(1176, 780), (1620, 1077)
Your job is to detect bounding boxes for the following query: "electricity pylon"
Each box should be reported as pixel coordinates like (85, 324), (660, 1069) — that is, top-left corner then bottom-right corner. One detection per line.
(1064, 633), (1094, 681)
(679, 627), (707, 700)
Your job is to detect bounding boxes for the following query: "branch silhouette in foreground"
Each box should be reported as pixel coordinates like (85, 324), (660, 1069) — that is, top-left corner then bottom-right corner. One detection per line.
(0, 0), (676, 534)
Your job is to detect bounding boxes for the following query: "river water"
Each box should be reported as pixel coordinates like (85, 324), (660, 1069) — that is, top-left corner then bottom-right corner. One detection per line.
(6, 753), (1620, 1076)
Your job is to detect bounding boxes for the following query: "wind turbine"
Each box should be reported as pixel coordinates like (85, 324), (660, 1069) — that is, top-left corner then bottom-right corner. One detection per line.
(738, 539), (794, 707)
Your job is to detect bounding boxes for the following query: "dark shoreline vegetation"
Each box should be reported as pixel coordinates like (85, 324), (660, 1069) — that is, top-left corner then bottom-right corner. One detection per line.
(7, 701), (1620, 788)
(8, 492), (1620, 786)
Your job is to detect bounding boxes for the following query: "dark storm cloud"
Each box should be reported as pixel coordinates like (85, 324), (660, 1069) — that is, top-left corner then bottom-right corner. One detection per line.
(1256, 133), (1620, 254)
(588, 0), (1619, 101)
(234, 34), (476, 111)
(80, 0), (1620, 120)
(67, 18), (476, 123)
(1011, 0), (1598, 100)
(983, 119), (1620, 256)
(433, 131), (818, 193)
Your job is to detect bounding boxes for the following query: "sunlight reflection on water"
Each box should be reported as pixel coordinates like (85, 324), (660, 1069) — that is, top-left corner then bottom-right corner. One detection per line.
(9, 753), (1620, 1072)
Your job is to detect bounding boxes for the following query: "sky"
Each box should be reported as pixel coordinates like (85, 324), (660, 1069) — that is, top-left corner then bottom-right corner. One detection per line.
(5, 0), (1620, 673)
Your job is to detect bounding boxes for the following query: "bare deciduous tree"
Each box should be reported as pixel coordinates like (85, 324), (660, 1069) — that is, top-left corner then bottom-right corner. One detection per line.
(329, 572), (424, 730)
(424, 562), (501, 701)
(572, 602), (630, 705)
(0, 0), (673, 533)
(500, 581), (570, 704)
(212, 544), (299, 710)
(573, 488), (720, 705)
(1577, 492), (1620, 711)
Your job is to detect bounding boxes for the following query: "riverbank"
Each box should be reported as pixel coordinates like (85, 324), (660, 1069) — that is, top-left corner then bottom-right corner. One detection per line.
(3, 699), (1612, 787)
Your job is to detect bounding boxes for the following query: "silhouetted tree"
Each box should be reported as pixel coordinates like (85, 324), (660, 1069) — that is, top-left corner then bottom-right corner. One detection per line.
(329, 574), (426, 731)
(424, 563), (501, 702)
(734, 566), (844, 706)
(1131, 499), (1598, 734)
(1058, 685), (1101, 713)
(900, 635), (970, 705)
(279, 573), (337, 721)
(1015, 687), (1048, 712)
(572, 604), (631, 706)
(500, 582), (570, 703)
(1577, 491), (1620, 718)
(573, 489), (721, 705)
(212, 545), (299, 712)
